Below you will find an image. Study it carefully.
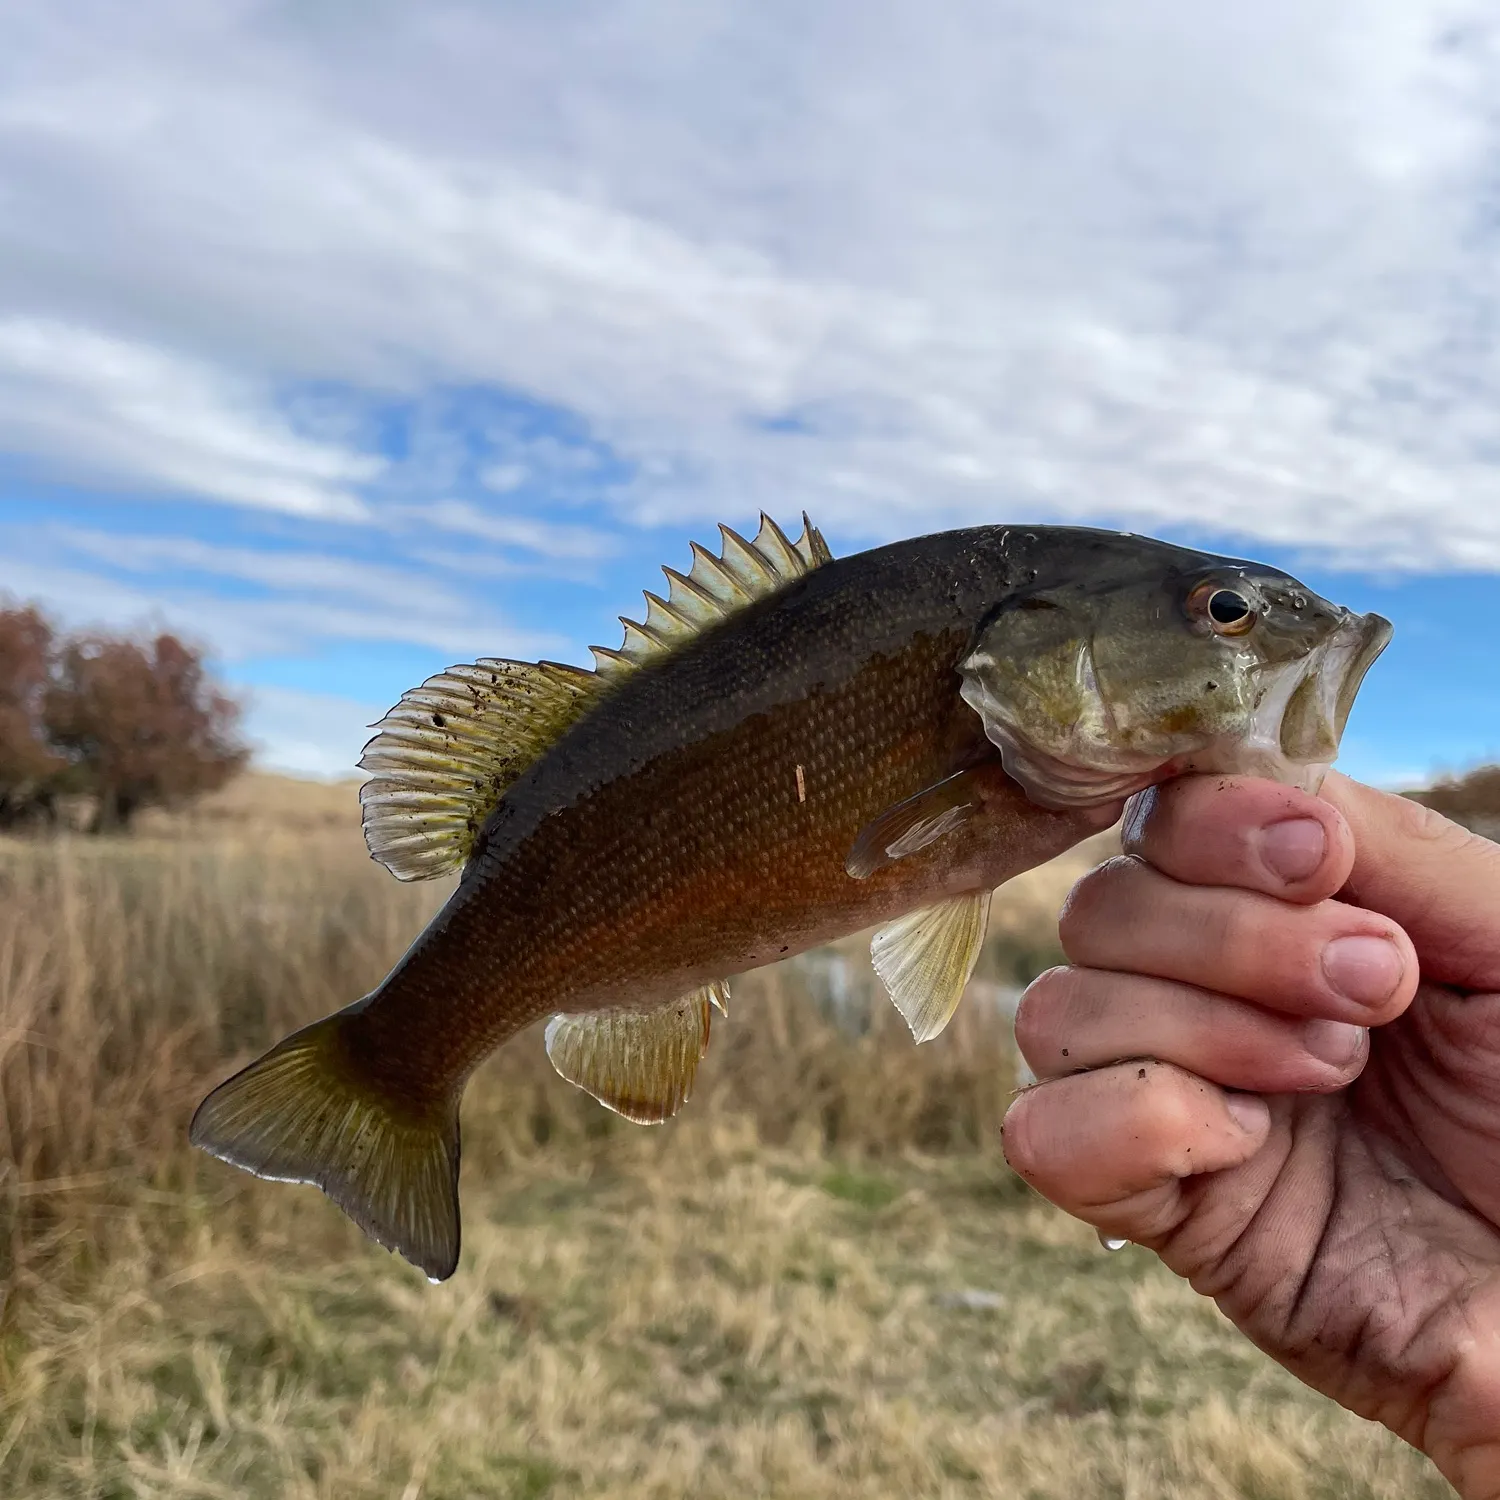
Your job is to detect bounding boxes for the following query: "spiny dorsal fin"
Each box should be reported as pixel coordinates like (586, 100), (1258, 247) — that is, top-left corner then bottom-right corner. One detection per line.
(871, 891), (991, 1043)
(544, 981), (728, 1123)
(359, 659), (598, 881)
(589, 512), (832, 682)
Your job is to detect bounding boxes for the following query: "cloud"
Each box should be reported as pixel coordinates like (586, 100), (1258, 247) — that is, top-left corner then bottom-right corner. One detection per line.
(3, 0), (1500, 580)
(1, 531), (567, 663)
(36, 526), (465, 605)
(387, 500), (617, 561)
(0, 319), (379, 518)
(479, 464), (527, 494)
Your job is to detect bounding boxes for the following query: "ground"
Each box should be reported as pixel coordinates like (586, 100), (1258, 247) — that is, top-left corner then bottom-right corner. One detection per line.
(0, 776), (1454, 1498)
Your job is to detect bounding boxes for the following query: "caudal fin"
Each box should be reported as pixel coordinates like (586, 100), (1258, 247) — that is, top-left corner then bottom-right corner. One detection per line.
(189, 1001), (462, 1281)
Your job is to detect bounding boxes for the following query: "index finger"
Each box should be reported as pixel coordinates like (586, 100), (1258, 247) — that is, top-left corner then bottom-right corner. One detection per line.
(1122, 776), (1355, 905)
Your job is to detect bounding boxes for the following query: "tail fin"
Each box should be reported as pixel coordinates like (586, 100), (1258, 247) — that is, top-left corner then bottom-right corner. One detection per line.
(189, 1001), (462, 1281)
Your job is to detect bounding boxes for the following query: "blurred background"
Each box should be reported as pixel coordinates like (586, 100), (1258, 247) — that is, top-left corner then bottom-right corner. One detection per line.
(1, 3), (1497, 1496)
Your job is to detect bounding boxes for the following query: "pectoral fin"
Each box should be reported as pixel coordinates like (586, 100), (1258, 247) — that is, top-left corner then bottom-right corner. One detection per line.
(544, 982), (728, 1124)
(845, 770), (986, 880)
(870, 890), (991, 1042)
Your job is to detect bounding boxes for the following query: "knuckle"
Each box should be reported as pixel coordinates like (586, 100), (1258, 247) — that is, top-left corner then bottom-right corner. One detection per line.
(1059, 855), (1143, 945)
(1390, 793), (1466, 849)
(1203, 893), (1273, 975)
(1013, 966), (1084, 1060)
(1011, 974), (1056, 1060)
(1000, 1090), (1047, 1179)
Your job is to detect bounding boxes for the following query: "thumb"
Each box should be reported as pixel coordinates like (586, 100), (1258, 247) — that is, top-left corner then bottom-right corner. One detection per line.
(1322, 771), (1500, 992)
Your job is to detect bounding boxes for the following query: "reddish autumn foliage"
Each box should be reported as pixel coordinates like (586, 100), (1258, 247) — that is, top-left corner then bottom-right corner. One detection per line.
(0, 605), (66, 826)
(45, 631), (249, 831)
(0, 605), (248, 831)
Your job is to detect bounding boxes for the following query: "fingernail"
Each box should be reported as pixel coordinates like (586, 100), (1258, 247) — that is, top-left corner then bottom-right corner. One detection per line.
(1303, 1019), (1366, 1067)
(1259, 818), (1326, 883)
(1226, 1093), (1270, 1134)
(1322, 935), (1404, 1008)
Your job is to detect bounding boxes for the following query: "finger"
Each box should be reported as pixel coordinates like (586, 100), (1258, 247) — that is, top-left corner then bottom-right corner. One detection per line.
(1060, 856), (1419, 1024)
(1015, 965), (1367, 1092)
(1323, 771), (1500, 992)
(1122, 776), (1354, 904)
(1002, 1061), (1270, 1243)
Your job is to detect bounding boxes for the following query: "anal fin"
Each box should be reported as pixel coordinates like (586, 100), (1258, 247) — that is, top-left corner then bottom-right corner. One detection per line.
(544, 981), (727, 1124)
(871, 890), (991, 1043)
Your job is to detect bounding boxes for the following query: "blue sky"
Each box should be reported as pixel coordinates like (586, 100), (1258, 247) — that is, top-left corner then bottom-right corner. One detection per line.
(2, 2), (1497, 787)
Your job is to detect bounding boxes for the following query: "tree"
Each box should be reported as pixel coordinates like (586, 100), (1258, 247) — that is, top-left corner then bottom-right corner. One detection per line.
(0, 605), (66, 827)
(44, 630), (249, 832)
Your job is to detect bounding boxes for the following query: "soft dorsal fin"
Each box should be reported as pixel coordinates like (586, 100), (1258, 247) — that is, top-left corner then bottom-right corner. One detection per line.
(359, 659), (598, 881)
(359, 512), (831, 881)
(589, 512), (832, 682)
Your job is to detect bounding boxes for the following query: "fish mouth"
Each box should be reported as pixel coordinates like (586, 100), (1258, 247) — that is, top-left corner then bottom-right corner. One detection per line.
(1251, 611), (1393, 792)
(1332, 612), (1393, 736)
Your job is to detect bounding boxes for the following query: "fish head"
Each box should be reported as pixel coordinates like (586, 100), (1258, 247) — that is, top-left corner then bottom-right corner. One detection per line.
(958, 537), (1392, 810)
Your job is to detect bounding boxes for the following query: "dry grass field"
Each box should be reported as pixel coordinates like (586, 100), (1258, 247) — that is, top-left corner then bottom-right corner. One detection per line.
(0, 777), (1451, 1498)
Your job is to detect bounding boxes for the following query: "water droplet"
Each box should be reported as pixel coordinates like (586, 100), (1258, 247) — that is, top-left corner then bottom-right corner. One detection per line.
(1097, 1231), (1129, 1252)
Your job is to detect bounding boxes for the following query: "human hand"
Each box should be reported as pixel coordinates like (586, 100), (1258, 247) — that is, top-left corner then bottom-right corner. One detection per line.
(1003, 771), (1500, 1496)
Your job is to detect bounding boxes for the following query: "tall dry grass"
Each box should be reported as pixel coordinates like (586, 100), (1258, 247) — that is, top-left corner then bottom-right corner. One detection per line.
(0, 830), (425, 1307)
(0, 792), (1448, 1497)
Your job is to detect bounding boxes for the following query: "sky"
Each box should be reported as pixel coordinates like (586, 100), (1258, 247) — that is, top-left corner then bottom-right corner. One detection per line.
(1, 1), (1498, 787)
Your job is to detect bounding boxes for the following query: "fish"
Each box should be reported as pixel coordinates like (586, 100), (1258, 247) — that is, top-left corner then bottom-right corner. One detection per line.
(190, 516), (1392, 1280)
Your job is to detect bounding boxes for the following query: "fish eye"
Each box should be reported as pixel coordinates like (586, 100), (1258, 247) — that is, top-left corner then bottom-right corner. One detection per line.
(1208, 590), (1253, 627)
(1187, 581), (1258, 636)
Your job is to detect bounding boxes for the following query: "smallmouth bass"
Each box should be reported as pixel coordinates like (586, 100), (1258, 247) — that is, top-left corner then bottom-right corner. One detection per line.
(192, 516), (1391, 1279)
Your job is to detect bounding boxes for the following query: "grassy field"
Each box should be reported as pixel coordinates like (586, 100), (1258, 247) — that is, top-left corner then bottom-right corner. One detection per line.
(0, 778), (1451, 1498)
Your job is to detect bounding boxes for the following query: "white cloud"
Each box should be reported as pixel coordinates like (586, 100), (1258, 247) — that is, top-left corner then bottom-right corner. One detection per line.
(388, 500), (616, 561)
(0, 319), (378, 518)
(479, 464), (527, 494)
(35, 526), (482, 609)
(0, 538), (566, 663)
(2, 1), (1500, 570)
